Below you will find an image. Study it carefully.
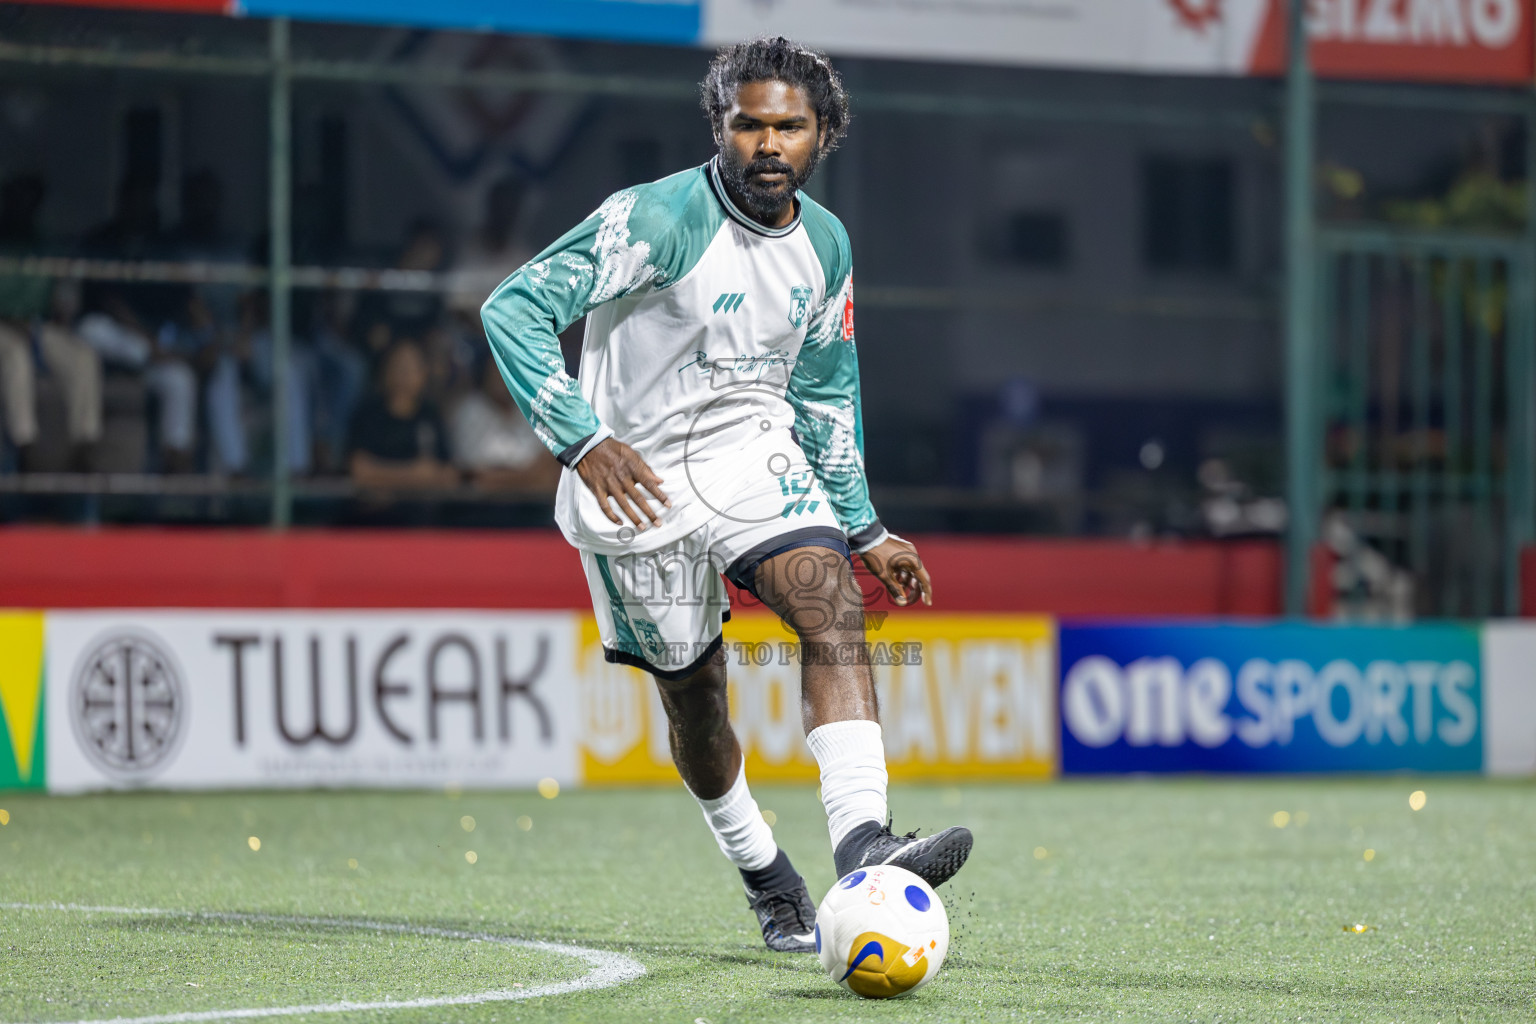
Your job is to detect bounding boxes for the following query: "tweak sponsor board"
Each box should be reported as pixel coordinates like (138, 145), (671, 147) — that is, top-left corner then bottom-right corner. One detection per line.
(1059, 622), (1483, 773)
(43, 611), (579, 793)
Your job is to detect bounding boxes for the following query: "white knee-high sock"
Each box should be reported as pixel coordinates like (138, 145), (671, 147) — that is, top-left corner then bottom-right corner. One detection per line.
(806, 720), (889, 850)
(690, 764), (778, 872)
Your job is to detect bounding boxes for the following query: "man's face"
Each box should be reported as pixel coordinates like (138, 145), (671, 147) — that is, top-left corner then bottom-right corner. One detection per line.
(384, 343), (427, 406)
(716, 79), (822, 223)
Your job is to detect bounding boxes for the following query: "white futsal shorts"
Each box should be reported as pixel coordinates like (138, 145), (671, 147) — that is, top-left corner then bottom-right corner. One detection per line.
(579, 460), (850, 679)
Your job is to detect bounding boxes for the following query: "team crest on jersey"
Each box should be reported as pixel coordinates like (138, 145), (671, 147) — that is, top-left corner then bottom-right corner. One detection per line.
(787, 285), (814, 329)
(632, 618), (666, 662)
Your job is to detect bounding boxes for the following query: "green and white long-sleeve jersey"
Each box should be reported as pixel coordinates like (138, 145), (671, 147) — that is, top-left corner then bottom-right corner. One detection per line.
(481, 158), (886, 555)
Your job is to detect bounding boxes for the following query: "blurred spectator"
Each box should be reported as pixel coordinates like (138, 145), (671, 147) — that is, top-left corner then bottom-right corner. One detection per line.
(451, 357), (560, 493)
(77, 174), (200, 471)
(187, 292), (242, 474)
(348, 337), (458, 490)
(354, 219), (449, 361)
(304, 290), (368, 474)
(75, 287), (197, 472)
(449, 175), (533, 318)
(0, 175), (104, 471)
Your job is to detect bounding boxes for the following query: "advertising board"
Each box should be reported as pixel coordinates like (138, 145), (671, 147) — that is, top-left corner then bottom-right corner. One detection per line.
(43, 611), (580, 793)
(706, 0), (1535, 84)
(1482, 622), (1536, 775)
(13, 0), (1532, 83)
(0, 612), (46, 792)
(1059, 622), (1484, 773)
(8, 610), (1531, 791)
(578, 613), (1058, 785)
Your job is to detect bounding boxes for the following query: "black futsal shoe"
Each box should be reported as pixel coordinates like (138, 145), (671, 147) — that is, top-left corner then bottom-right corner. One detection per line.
(833, 818), (974, 890)
(741, 849), (818, 953)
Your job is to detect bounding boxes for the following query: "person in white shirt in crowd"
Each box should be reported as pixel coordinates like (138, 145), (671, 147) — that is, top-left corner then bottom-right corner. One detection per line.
(0, 174), (103, 472)
(72, 284), (197, 473)
(450, 356), (561, 493)
(200, 290), (315, 477)
(0, 280), (103, 472)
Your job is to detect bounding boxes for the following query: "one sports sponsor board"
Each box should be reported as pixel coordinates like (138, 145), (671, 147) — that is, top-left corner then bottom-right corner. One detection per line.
(578, 613), (1058, 786)
(1059, 622), (1485, 773)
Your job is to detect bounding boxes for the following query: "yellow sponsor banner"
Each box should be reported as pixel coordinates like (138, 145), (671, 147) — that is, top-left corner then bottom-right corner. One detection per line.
(577, 613), (1056, 785)
(0, 611), (47, 789)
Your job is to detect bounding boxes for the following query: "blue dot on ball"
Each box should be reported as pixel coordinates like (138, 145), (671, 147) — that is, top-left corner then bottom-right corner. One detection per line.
(905, 885), (930, 912)
(814, 924), (821, 953)
(840, 870), (866, 890)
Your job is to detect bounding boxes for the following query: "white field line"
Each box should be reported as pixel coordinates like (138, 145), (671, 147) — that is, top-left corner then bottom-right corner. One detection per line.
(0, 902), (645, 1024)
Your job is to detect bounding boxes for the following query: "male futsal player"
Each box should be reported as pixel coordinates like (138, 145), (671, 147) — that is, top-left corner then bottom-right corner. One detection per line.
(482, 37), (972, 953)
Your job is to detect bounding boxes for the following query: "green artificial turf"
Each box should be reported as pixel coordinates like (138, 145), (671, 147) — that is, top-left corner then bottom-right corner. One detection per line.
(1, 778), (1533, 1023)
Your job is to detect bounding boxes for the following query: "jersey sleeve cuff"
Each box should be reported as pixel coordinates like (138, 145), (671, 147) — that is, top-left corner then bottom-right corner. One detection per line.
(556, 424), (614, 468)
(847, 522), (888, 554)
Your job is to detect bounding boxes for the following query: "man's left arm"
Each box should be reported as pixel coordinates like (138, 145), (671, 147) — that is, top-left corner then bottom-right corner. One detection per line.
(787, 271), (932, 607)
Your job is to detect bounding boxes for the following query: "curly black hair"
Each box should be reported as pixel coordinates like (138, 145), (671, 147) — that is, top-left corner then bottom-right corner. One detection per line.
(699, 37), (850, 152)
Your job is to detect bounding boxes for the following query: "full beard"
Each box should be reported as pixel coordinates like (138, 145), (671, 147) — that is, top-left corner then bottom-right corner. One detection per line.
(717, 146), (820, 222)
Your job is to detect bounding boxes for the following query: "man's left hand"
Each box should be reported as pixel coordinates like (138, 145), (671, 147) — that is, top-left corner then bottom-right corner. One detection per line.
(858, 535), (933, 608)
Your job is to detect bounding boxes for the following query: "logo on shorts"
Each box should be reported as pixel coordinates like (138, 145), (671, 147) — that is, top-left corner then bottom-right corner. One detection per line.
(787, 285), (813, 329)
(779, 469), (821, 517)
(70, 629), (186, 778)
(632, 618), (667, 662)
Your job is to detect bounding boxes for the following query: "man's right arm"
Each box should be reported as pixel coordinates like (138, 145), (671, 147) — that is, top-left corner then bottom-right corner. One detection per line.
(480, 189), (666, 468)
(480, 188), (674, 527)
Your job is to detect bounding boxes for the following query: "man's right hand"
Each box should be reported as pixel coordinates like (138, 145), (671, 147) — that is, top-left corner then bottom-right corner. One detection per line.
(574, 437), (671, 530)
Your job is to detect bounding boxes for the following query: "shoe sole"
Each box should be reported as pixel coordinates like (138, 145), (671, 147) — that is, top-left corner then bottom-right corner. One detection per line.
(881, 826), (973, 888)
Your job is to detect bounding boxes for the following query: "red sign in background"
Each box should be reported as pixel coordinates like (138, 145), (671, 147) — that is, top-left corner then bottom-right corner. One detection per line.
(1249, 0), (1535, 84)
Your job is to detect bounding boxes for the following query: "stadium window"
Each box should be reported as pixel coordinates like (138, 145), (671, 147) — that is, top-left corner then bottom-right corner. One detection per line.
(1141, 155), (1235, 273)
(981, 210), (1070, 269)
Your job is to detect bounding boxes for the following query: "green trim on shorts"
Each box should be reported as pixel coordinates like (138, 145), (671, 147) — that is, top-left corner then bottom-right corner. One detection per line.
(593, 553), (643, 656)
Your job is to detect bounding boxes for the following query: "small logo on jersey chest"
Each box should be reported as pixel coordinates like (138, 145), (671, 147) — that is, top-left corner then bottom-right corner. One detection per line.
(713, 292), (746, 313)
(787, 285), (813, 329)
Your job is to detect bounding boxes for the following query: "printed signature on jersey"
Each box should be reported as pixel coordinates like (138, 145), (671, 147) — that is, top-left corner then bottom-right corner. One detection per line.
(678, 349), (792, 389)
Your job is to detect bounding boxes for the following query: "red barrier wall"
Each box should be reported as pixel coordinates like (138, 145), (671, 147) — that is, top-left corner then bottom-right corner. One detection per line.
(0, 528), (1282, 615)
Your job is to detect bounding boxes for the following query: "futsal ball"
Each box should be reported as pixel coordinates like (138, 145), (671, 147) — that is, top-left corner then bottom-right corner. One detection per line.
(815, 865), (949, 998)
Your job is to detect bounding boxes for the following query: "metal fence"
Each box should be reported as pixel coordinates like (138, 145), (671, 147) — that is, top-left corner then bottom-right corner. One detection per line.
(1, 2), (1534, 615)
(1315, 228), (1535, 616)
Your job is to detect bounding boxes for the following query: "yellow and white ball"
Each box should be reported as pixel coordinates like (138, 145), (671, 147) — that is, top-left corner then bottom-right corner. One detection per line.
(815, 865), (949, 998)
